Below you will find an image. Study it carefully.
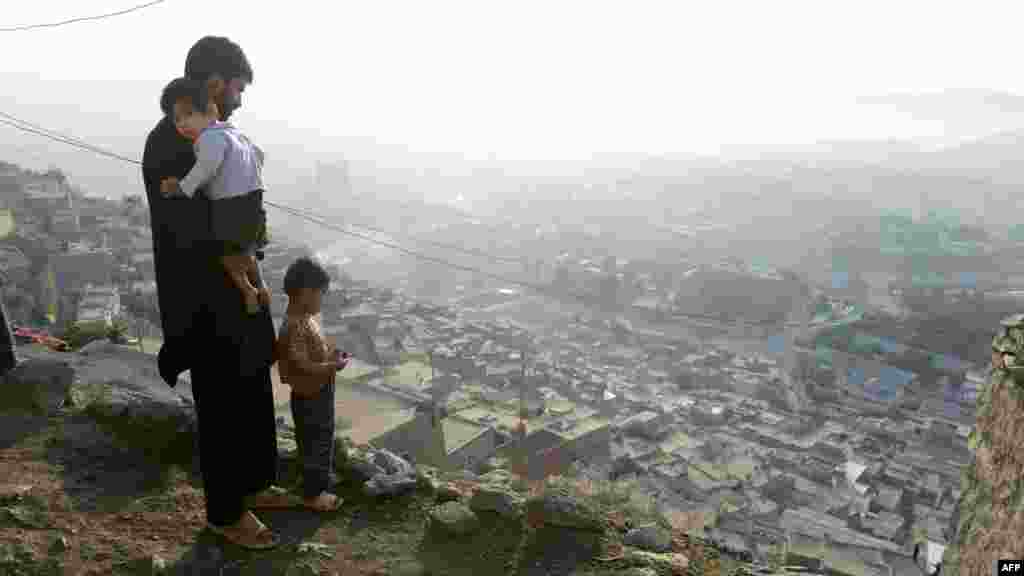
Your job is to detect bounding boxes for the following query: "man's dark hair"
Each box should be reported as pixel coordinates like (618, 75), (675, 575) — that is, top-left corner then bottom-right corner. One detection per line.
(159, 77), (210, 116)
(283, 257), (332, 296)
(184, 36), (253, 84)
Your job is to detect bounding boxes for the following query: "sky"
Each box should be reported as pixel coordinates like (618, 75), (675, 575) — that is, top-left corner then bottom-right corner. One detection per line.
(2, 0), (1024, 197)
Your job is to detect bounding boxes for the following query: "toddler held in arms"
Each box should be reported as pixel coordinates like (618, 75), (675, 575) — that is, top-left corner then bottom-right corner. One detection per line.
(158, 77), (270, 314)
(276, 257), (349, 512)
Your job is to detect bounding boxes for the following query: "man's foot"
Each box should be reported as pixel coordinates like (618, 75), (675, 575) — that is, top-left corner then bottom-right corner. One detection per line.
(207, 511), (279, 550)
(303, 492), (343, 513)
(245, 486), (301, 509)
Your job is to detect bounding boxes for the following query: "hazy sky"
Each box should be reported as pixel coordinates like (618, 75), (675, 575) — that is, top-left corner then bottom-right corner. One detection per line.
(2, 0), (1024, 196)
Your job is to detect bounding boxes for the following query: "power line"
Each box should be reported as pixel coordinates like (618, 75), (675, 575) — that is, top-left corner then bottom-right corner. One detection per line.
(0, 109), (791, 331)
(0, 0), (166, 32)
(0, 111), (522, 264)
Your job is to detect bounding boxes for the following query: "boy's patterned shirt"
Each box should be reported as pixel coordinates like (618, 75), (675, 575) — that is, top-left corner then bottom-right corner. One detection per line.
(277, 313), (331, 390)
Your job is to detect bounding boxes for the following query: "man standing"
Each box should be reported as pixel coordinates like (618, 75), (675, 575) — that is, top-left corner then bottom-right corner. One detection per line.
(142, 36), (297, 550)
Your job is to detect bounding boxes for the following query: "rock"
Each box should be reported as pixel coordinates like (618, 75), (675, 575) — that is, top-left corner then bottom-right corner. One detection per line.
(126, 553), (167, 575)
(429, 502), (479, 537)
(623, 549), (689, 574)
(76, 350), (196, 466)
(390, 560), (428, 576)
(3, 357), (74, 414)
(526, 490), (606, 532)
(435, 483), (462, 504)
(372, 448), (415, 476)
(365, 474), (418, 497)
(344, 448), (386, 480)
(478, 468), (514, 486)
(624, 524), (673, 553)
(469, 484), (525, 518)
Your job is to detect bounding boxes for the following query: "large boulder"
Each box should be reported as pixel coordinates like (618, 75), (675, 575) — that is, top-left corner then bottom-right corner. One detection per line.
(624, 524), (673, 553)
(75, 347), (196, 466)
(3, 357), (74, 415)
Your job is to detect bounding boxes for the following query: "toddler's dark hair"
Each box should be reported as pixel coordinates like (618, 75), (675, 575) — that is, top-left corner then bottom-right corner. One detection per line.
(160, 77), (210, 116)
(283, 257), (332, 296)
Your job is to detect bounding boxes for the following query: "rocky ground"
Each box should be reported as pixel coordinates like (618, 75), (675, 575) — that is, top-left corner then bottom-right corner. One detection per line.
(0, 343), (795, 576)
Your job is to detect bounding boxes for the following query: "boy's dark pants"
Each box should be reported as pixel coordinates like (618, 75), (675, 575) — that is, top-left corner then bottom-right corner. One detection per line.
(290, 378), (336, 499)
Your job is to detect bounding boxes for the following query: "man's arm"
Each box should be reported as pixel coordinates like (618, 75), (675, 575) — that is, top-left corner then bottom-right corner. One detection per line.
(177, 131), (227, 198)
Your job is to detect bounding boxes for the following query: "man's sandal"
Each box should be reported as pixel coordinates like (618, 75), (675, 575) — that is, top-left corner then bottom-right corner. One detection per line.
(246, 486), (302, 509)
(207, 512), (279, 550)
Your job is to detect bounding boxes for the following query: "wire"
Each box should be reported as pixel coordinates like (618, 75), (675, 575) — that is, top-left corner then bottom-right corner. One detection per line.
(0, 112), (523, 264)
(0, 109), (796, 330)
(0, 0), (166, 32)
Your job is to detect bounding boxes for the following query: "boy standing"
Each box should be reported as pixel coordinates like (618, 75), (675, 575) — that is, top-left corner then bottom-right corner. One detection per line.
(277, 257), (348, 511)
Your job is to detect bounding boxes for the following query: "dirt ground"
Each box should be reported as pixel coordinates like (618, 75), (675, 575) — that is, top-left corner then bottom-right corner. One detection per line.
(0, 404), (429, 576)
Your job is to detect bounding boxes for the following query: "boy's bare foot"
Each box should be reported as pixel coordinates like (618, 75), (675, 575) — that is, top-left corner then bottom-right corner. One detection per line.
(207, 511), (279, 550)
(303, 492), (343, 513)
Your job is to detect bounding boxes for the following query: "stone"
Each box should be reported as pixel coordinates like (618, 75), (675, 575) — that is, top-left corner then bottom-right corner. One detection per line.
(478, 468), (515, 486)
(469, 484), (525, 518)
(624, 524), (673, 553)
(3, 357), (74, 414)
(526, 490), (606, 532)
(372, 448), (415, 476)
(81, 368), (196, 466)
(390, 560), (428, 576)
(429, 502), (479, 537)
(623, 549), (689, 574)
(364, 474), (418, 497)
(435, 483), (463, 504)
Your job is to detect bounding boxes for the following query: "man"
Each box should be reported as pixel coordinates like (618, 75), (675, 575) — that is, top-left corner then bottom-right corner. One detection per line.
(142, 36), (297, 550)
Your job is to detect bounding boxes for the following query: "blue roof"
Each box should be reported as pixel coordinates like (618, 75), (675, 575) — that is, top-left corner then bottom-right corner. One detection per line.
(847, 366), (866, 386)
(766, 333), (787, 355)
(832, 271), (849, 290)
(876, 336), (907, 355)
(956, 272), (977, 288)
(878, 365), (916, 387)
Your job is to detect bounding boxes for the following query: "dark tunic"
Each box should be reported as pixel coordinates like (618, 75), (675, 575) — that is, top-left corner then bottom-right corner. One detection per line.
(142, 114), (278, 526)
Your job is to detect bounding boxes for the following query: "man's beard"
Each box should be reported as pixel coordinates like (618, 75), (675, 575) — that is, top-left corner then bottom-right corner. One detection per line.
(216, 96), (236, 121)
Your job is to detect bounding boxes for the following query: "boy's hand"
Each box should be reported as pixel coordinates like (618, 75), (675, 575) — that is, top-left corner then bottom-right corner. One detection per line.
(332, 350), (350, 371)
(160, 177), (180, 197)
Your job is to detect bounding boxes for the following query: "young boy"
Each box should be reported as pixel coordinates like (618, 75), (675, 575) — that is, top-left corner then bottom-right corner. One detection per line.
(158, 76), (269, 314)
(277, 257), (349, 511)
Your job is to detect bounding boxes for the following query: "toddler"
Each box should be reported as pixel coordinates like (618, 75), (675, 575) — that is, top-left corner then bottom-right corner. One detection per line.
(158, 76), (269, 314)
(277, 257), (349, 511)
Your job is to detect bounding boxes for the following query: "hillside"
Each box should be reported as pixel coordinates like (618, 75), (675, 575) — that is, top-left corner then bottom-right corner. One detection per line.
(0, 343), (756, 576)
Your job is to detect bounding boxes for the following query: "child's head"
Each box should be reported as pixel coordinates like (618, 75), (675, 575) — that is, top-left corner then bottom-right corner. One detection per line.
(160, 77), (220, 141)
(283, 257), (332, 314)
